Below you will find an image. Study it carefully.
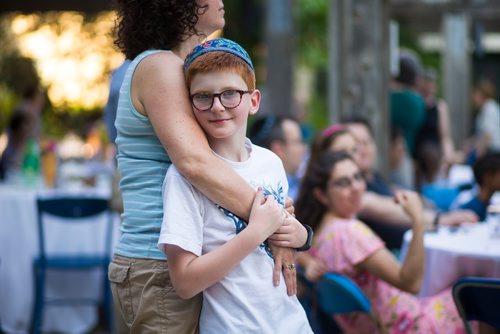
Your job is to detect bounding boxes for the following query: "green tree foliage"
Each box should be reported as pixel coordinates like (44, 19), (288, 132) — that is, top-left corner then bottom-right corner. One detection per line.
(294, 0), (329, 133)
(295, 0), (328, 70)
(0, 54), (40, 97)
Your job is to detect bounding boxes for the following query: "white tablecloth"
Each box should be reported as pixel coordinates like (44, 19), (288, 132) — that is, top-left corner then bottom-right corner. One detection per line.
(401, 223), (500, 297)
(0, 185), (119, 333)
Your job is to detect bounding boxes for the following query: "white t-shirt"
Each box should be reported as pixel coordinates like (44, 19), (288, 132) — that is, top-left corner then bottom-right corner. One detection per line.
(158, 139), (312, 334)
(476, 99), (500, 151)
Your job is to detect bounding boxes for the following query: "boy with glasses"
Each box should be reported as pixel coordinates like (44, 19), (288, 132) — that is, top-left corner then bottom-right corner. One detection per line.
(158, 38), (313, 333)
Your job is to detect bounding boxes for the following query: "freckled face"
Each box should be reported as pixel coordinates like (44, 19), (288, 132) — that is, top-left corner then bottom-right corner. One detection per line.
(189, 71), (259, 141)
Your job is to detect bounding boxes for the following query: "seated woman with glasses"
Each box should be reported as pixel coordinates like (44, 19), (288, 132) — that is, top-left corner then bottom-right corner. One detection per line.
(295, 151), (469, 334)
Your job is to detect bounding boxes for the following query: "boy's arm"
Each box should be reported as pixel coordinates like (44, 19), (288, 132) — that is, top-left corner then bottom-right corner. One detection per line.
(165, 189), (284, 299)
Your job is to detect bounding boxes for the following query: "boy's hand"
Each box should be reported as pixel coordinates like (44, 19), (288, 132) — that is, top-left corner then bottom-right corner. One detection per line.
(268, 213), (307, 248)
(248, 187), (284, 239)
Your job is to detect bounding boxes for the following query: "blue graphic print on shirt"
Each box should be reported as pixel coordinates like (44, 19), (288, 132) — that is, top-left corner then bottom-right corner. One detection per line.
(217, 183), (284, 259)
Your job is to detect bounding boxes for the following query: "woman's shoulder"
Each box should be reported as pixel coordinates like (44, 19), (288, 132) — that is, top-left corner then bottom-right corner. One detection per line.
(131, 50), (186, 95)
(319, 217), (362, 235)
(322, 218), (379, 241)
(134, 50), (183, 71)
(314, 218), (383, 270)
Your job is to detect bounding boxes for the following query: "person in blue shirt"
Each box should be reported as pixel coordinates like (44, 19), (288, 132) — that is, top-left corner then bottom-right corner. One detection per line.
(103, 59), (130, 143)
(459, 152), (500, 221)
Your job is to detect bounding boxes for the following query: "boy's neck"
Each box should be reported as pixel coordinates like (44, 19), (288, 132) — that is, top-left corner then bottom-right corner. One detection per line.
(208, 135), (249, 162)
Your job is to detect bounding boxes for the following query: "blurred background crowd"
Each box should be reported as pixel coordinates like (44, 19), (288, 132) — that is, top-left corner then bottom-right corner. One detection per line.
(0, 1), (498, 197)
(0, 0), (499, 333)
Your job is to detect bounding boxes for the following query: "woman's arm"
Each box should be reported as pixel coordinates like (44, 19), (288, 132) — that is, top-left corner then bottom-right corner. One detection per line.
(360, 191), (470, 230)
(357, 191), (425, 294)
(166, 189), (283, 299)
(437, 100), (457, 163)
(360, 191), (412, 227)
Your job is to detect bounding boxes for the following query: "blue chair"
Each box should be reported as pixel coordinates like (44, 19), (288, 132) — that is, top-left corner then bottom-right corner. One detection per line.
(315, 273), (386, 333)
(296, 267), (338, 333)
(452, 277), (500, 334)
(297, 270), (378, 333)
(32, 196), (114, 333)
(315, 272), (371, 315)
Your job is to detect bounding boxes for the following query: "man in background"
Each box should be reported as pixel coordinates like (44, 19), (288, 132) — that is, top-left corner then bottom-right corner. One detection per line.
(249, 115), (306, 200)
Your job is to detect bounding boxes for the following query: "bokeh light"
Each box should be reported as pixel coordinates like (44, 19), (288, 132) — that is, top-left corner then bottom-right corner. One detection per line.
(9, 12), (124, 110)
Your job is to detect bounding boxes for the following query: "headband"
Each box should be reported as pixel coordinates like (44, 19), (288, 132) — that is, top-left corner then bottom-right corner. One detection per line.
(184, 38), (254, 74)
(322, 124), (347, 138)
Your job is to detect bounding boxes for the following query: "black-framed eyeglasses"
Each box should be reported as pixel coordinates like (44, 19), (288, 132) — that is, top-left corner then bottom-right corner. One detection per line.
(190, 89), (251, 111)
(328, 171), (365, 189)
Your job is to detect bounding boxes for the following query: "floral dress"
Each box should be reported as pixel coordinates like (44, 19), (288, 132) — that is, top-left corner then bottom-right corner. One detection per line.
(310, 218), (471, 334)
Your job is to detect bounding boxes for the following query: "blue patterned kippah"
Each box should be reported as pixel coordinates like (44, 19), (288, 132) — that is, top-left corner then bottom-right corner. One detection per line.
(184, 38), (254, 74)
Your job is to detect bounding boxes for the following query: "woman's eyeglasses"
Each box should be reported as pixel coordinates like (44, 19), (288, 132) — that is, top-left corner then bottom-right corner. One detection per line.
(190, 89), (251, 111)
(329, 171), (365, 189)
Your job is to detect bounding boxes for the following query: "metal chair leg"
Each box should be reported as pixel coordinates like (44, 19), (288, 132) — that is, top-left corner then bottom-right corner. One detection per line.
(32, 264), (45, 334)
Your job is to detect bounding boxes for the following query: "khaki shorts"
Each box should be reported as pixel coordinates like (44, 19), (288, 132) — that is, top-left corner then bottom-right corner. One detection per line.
(108, 254), (202, 333)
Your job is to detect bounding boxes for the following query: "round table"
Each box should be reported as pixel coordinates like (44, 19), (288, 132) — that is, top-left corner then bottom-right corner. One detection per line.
(400, 223), (500, 297)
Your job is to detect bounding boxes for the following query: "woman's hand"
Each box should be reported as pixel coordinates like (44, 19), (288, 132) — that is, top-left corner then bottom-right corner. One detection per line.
(439, 210), (479, 226)
(269, 244), (297, 296)
(254, 194), (301, 295)
(268, 213), (307, 248)
(394, 190), (423, 226)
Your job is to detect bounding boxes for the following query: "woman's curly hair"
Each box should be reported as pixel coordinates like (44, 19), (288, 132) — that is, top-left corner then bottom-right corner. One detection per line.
(114, 0), (207, 60)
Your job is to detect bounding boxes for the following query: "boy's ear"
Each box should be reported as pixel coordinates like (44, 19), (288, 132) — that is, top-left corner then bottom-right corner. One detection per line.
(248, 89), (261, 116)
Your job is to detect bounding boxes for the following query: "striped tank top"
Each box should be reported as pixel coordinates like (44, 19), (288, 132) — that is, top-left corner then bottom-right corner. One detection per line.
(114, 50), (172, 260)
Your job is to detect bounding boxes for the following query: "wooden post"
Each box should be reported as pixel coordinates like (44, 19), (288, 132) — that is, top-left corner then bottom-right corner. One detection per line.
(442, 13), (471, 148)
(265, 0), (294, 117)
(328, 0), (390, 174)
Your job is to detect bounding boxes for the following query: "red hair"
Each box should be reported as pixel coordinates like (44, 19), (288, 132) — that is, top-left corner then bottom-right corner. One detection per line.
(185, 51), (255, 90)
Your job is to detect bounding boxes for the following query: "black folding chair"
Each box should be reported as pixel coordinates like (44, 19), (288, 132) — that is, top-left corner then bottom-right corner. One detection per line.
(452, 276), (500, 334)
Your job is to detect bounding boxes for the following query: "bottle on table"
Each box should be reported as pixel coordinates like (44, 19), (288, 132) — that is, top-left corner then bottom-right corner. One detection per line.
(22, 138), (41, 186)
